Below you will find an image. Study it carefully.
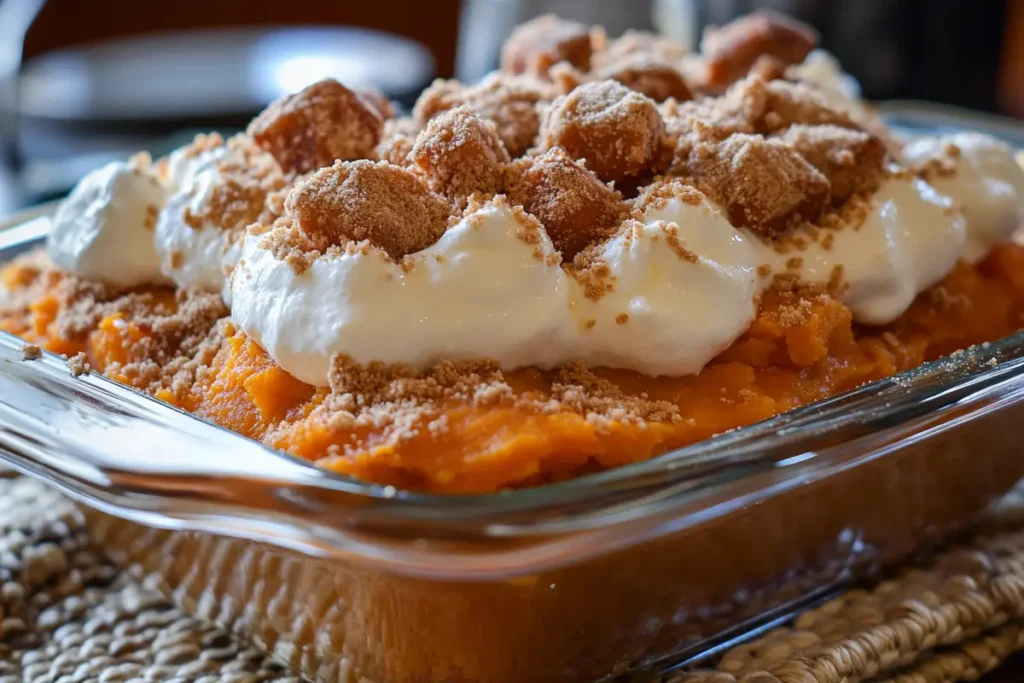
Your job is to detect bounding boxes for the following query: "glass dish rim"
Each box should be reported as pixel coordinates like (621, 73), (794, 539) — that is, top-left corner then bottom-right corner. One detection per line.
(3, 202), (1024, 520)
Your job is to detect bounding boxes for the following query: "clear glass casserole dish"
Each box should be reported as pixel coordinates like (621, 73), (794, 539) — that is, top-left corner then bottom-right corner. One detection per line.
(2, 171), (1024, 681)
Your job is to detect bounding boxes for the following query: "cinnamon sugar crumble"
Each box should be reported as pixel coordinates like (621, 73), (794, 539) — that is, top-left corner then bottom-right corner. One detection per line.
(248, 79), (384, 175)
(501, 15), (595, 78)
(615, 313), (629, 325)
(506, 147), (627, 260)
(675, 131), (830, 235)
(541, 80), (665, 183)
(67, 352), (91, 377)
(180, 135), (287, 233)
(19, 343), (41, 360)
(303, 354), (683, 449)
(595, 54), (693, 104)
(410, 105), (510, 202)
(284, 159), (452, 260)
(699, 11), (818, 90)
(414, 74), (556, 158)
(656, 221), (700, 263)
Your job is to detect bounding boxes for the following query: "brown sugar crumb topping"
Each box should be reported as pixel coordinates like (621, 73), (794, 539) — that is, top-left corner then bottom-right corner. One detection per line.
(410, 105), (510, 202)
(759, 79), (858, 133)
(67, 352), (91, 377)
(284, 159), (452, 261)
(699, 10), (818, 90)
(414, 74), (556, 158)
(675, 132), (829, 235)
(501, 15), (595, 78)
(506, 147), (628, 260)
(19, 343), (42, 360)
(181, 136), (288, 234)
(312, 356), (515, 444)
(778, 124), (886, 204)
(632, 178), (706, 215)
(354, 86), (395, 121)
(909, 141), (962, 182)
(595, 54), (693, 104)
(541, 80), (665, 183)
(594, 30), (687, 67)
(547, 364), (681, 426)
(657, 221), (700, 263)
(375, 133), (416, 168)
(309, 354), (682, 446)
(615, 313), (629, 325)
(248, 79), (384, 175)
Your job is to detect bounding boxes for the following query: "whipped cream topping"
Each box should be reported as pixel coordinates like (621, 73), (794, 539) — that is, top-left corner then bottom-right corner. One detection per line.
(789, 50), (861, 102)
(231, 199), (569, 385)
(759, 176), (966, 325)
(154, 144), (244, 302)
(231, 193), (763, 386)
(571, 194), (761, 376)
(47, 160), (169, 288)
(902, 132), (1024, 263)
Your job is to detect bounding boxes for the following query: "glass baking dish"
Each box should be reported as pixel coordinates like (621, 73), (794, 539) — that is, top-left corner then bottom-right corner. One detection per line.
(3, 191), (1024, 682)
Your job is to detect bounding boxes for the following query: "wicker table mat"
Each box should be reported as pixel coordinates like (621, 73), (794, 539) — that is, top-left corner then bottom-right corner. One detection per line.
(4, 476), (1024, 683)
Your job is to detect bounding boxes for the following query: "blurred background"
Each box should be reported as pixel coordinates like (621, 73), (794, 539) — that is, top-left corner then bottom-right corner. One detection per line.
(0, 0), (1021, 216)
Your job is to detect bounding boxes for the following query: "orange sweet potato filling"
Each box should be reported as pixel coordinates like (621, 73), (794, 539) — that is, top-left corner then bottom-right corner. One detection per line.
(4, 245), (1024, 493)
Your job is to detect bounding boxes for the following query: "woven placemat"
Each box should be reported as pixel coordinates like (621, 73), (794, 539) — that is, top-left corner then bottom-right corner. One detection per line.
(3, 477), (1024, 683)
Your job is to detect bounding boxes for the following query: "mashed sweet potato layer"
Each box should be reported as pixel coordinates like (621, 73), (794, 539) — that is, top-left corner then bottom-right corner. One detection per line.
(4, 245), (1024, 493)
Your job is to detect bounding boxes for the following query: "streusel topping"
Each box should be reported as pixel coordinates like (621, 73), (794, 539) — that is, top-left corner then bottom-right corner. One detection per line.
(505, 147), (627, 259)
(413, 73), (556, 157)
(541, 80), (665, 183)
(500, 15), (595, 78)
(248, 79), (385, 175)
(284, 160), (452, 260)
(180, 135), (288, 233)
(698, 10), (818, 91)
(410, 105), (511, 202)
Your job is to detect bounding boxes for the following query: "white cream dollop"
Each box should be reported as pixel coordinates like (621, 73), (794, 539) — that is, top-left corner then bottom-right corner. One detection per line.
(154, 145), (243, 301)
(902, 132), (1024, 263)
(759, 176), (966, 325)
(231, 200), (570, 386)
(47, 161), (169, 288)
(789, 50), (864, 116)
(231, 193), (765, 386)
(570, 195), (761, 376)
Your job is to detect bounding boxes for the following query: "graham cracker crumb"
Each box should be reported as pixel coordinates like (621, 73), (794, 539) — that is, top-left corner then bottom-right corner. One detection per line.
(656, 221), (700, 263)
